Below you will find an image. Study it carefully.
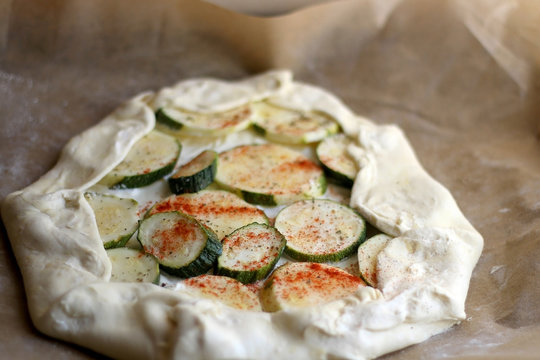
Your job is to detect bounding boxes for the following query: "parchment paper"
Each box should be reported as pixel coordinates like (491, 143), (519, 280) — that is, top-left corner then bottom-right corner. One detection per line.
(1, 0), (539, 359)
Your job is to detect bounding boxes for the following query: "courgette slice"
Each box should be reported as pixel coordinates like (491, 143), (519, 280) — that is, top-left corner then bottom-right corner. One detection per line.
(100, 130), (181, 189)
(260, 262), (365, 312)
(182, 275), (262, 311)
(147, 190), (269, 239)
(216, 223), (286, 284)
(316, 133), (358, 187)
(357, 234), (392, 288)
(138, 211), (221, 278)
(156, 105), (253, 137)
(168, 150), (218, 194)
(251, 102), (339, 144)
(215, 144), (327, 206)
(84, 192), (139, 249)
(107, 247), (160, 284)
(275, 199), (366, 262)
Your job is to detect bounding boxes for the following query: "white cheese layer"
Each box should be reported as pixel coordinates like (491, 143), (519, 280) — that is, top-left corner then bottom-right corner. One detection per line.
(1, 70), (483, 360)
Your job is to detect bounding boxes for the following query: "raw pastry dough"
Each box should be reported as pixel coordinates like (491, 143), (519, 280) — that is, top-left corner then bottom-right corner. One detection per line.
(1, 70), (483, 360)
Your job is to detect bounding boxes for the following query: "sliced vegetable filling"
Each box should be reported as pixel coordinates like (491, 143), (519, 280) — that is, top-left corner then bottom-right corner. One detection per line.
(358, 234), (392, 287)
(260, 262), (365, 312)
(84, 192), (139, 249)
(216, 223), (286, 284)
(147, 190), (269, 239)
(182, 275), (262, 311)
(275, 199), (366, 262)
(316, 133), (358, 187)
(215, 144), (327, 206)
(138, 211), (221, 278)
(156, 105), (253, 136)
(107, 247), (160, 284)
(252, 102), (339, 144)
(168, 150), (218, 194)
(100, 130), (181, 189)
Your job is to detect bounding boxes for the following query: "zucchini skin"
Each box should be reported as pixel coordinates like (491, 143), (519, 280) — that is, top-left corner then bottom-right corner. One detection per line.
(161, 227), (222, 278)
(284, 225), (365, 263)
(216, 143), (327, 206)
(277, 199), (366, 263)
(138, 211), (222, 278)
(156, 105), (253, 137)
(168, 151), (218, 194)
(111, 160), (176, 189)
(316, 134), (357, 187)
(320, 163), (354, 188)
(237, 174), (327, 206)
(357, 233), (392, 287)
(110, 139), (182, 189)
(105, 233), (134, 249)
(84, 192), (139, 249)
(251, 102), (339, 144)
(156, 108), (183, 130)
(251, 123), (267, 137)
(240, 190), (277, 207)
(215, 223), (286, 284)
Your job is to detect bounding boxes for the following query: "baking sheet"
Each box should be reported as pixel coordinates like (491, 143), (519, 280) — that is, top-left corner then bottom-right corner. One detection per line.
(1, 0), (539, 358)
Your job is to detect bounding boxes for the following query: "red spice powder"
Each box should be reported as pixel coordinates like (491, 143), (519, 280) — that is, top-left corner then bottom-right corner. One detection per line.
(137, 201), (155, 217)
(144, 218), (197, 260)
(246, 280), (265, 294)
(223, 230), (277, 270)
(149, 195), (264, 219)
(272, 263), (365, 301)
(273, 158), (321, 175)
(219, 107), (251, 128)
(184, 275), (261, 310)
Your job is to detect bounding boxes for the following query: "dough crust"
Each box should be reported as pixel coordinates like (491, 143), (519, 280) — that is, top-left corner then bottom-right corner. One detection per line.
(1, 71), (483, 360)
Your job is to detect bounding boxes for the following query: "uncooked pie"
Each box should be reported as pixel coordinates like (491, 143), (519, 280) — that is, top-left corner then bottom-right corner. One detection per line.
(1, 71), (483, 360)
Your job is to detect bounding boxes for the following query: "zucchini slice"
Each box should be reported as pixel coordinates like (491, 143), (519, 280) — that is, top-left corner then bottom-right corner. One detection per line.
(182, 275), (262, 311)
(275, 199), (366, 262)
(138, 211), (221, 278)
(215, 144), (327, 206)
(252, 102), (339, 144)
(216, 223), (286, 284)
(84, 192), (139, 249)
(357, 234), (392, 288)
(107, 247), (160, 284)
(168, 150), (218, 194)
(100, 130), (181, 189)
(156, 105), (253, 137)
(316, 133), (358, 187)
(147, 190), (269, 240)
(260, 262), (365, 312)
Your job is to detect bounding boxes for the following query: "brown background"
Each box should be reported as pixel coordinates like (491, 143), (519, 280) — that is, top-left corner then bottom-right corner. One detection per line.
(1, 0), (539, 359)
